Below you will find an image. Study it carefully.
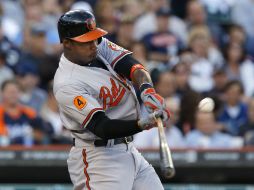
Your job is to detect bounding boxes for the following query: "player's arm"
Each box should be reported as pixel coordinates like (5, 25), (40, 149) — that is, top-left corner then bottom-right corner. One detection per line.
(86, 110), (162, 139)
(98, 38), (151, 86)
(55, 84), (161, 140)
(114, 55), (170, 121)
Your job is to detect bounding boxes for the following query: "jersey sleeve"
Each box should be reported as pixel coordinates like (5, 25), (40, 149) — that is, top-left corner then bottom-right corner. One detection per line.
(98, 38), (132, 69)
(55, 85), (104, 128)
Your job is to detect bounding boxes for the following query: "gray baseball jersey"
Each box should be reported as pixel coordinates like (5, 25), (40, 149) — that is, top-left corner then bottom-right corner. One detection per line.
(54, 38), (163, 190)
(54, 38), (140, 141)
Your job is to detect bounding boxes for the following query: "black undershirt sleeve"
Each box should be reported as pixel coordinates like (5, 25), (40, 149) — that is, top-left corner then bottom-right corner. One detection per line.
(114, 55), (141, 80)
(86, 111), (142, 139)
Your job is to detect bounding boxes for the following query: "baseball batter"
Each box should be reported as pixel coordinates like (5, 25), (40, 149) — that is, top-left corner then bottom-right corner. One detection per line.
(54, 10), (170, 190)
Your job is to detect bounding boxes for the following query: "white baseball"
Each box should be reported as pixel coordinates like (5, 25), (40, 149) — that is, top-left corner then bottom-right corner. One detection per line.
(198, 97), (215, 112)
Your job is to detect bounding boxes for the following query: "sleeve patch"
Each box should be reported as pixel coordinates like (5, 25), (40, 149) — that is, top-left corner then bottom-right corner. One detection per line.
(73, 96), (87, 110)
(107, 41), (124, 51)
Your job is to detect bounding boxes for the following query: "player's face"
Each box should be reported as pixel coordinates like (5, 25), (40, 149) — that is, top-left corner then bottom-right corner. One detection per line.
(65, 39), (98, 65)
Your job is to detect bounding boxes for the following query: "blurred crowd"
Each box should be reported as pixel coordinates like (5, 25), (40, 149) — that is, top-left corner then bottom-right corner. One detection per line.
(0, 0), (254, 149)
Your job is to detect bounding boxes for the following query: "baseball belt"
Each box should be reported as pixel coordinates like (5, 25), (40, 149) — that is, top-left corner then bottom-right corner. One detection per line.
(73, 136), (133, 147)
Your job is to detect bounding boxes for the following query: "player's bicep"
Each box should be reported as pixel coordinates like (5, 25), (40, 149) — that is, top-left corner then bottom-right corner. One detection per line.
(55, 86), (103, 128)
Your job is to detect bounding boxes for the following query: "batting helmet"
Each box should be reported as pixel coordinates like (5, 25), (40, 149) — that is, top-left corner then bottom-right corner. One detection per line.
(57, 10), (108, 43)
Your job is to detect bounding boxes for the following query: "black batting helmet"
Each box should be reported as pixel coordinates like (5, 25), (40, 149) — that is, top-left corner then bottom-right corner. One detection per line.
(57, 10), (108, 43)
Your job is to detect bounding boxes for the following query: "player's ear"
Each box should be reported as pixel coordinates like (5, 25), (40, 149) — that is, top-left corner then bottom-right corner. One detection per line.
(63, 39), (73, 49)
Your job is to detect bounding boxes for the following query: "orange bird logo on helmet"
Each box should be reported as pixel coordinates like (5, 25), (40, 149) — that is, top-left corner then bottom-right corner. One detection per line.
(86, 18), (96, 31)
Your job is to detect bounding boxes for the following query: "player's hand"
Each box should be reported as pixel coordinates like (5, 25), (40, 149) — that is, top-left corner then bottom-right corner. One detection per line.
(138, 110), (163, 130)
(141, 88), (164, 112)
(140, 87), (170, 121)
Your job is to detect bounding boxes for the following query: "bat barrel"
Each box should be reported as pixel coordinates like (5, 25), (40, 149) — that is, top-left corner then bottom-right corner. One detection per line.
(157, 117), (175, 179)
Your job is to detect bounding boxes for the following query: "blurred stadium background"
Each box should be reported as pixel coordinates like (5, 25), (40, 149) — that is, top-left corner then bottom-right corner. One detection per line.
(0, 0), (254, 189)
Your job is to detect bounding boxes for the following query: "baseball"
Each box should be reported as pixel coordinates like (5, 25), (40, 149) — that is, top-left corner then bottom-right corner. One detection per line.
(198, 97), (215, 112)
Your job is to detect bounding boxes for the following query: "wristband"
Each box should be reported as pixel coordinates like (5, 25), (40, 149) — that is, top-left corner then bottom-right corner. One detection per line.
(130, 64), (146, 81)
(139, 83), (154, 93)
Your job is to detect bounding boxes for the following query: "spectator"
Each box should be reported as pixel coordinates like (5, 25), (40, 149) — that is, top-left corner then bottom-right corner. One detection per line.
(133, 0), (187, 43)
(58, 0), (75, 13)
(131, 41), (148, 68)
(18, 23), (59, 89)
(0, 79), (48, 146)
(0, 46), (14, 90)
(218, 80), (248, 136)
(18, 23), (48, 72)
(0, 1), (22, 44)
(223, 42), (254, 97)
(188, 26), (221, 93)
(150, 68), (177, 99)
(231, 0), (254, 38)
(221, 24), (248, 53)
(0, 9), (21, 70)
(95, 0), (118, 41)
(209, 67), (228, 101)
(188, 23), (224, 67)
(40, 81), (71, 144)
(14, 0), (61, 55)
(185, 0), (225, 45)
(222, 24), (254, 59)
(142, 7), (183, 65)
(16, 62), (47, 113)
(239, 98), (254, 145)
(226, 25), (246, 46)
(171, 50), (194, 99)
(171, 51), (201, 134)
(178, 88), (201, 135)
(185, 110), (243, 148)
(134, 97), (185, 149)
(119, 0), (145, 19)
(131, 41), (160, 71)
(186, 0), (207, 27)
(170, 0), (190, 19)
(114, 15), (136, 50)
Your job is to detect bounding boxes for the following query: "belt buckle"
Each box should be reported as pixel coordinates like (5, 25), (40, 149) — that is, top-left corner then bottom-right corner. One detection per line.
(124, 137), (130, 144)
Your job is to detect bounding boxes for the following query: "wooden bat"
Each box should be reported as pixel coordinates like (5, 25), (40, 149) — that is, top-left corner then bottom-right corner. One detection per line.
(157, 118), (175, 178)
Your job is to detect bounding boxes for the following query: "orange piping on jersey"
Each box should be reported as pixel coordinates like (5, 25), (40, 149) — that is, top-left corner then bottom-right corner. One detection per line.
(82, 108), (104, 128)
(82, 149), (91, 190)
(110, 51), (131, 68)
(0, 106), (8, 136)
(130, 64), (146, 81)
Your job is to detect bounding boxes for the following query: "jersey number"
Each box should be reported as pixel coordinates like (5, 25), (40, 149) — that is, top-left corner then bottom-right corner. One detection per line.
(74, 96), (87, 110)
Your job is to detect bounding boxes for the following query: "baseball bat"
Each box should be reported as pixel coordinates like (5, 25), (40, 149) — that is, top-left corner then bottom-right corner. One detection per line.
(157, 118), (175, 179)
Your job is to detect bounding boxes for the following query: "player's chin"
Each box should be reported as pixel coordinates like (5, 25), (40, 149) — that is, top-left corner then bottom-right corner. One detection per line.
(89, 52), (97, 60)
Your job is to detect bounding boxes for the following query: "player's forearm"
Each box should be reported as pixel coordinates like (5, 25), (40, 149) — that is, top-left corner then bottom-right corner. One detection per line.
(86, 112), (142, 139)
(131, 68), (153, 89)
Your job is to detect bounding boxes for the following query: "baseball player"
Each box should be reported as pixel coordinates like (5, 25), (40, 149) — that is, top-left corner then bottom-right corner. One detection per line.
(54, 10), (170, 190)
